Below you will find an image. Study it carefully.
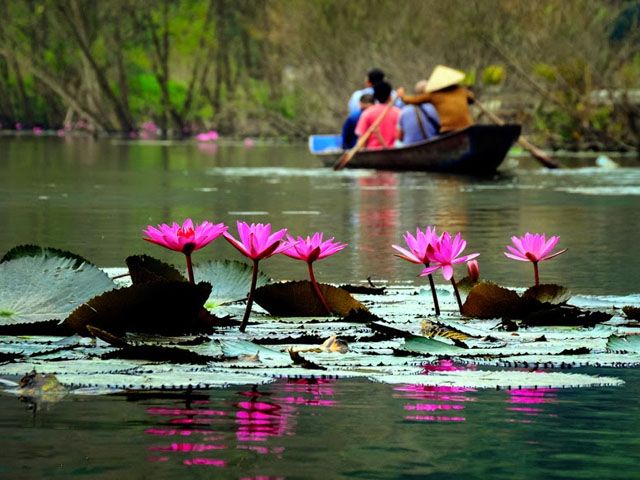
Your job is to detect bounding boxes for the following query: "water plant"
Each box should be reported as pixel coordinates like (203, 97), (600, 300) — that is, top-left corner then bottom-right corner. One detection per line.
(224, 221), (288, 332)
(421, 232), (479, 313)
(467, 259), (480, 283)
(143, 219), (227, 284)
(392, 226), (441, 315)
(504, 233), (567, 287)
(281, 232), (347, 314)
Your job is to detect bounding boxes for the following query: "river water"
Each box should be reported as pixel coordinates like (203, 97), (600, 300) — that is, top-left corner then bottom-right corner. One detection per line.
(0, 136), (639, 479)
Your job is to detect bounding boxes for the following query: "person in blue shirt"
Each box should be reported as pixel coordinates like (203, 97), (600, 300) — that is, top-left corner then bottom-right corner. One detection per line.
(342, 93), (374, 149)
(397, 80), (440, 145)
(347, 68), (385, 115)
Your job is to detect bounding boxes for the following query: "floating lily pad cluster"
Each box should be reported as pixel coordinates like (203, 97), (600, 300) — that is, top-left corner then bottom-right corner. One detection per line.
(0, 220), (638, 397)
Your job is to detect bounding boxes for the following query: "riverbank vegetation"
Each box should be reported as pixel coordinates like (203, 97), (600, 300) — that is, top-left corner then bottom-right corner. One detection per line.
(0, 0), (638, 151)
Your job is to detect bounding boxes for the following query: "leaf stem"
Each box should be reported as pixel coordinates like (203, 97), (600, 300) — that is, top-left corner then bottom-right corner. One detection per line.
(185, 253), (194, 284)
(427, 273), (441, 316)
(451, 274), (463, 313)
(308, 262), (332, 315)
(239, 259), (260, 332)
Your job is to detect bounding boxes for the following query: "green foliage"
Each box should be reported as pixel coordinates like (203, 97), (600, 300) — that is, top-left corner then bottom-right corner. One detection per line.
(482, 65), (506, 86)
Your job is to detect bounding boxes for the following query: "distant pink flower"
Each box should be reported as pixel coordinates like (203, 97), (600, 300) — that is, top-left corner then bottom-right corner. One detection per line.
(393, 226), (441, 315)
(467, 260), (480, 282)
(505, 233), (567, 286)
(243, 137), (255, 148)
(143, 218), (227, 283)
(195, 130), (219, 142)
(281, 233), (347, 315)
(392, 226), (438, 265)
(15, 122), (22, 131)
(56, 129), (66, 137)
(421, 232), (479, 312)
(33, 126), (43, 136)
(224, 222), (288, 331)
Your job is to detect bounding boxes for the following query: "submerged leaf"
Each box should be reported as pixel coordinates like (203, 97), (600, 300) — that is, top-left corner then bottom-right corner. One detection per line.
(1, 244), (91, 268)
(254, 281), (367, 317)
(522, 284), (571, 305)
(0, 256), (116, 325)
(521, 305), (611, 328)
(461, 281), (523, 318)
(622, 306), (640, 321)
(194, 259), (270, 307)
(126, 255), (185, 284)
(64, 281), (214, 336)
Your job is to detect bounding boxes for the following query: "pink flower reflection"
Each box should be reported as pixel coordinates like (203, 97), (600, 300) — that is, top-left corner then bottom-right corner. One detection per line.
(147, 407), (227, 416)
(506, 388), (558, 417)
(394, 365), (477, 423)
(149, 443), (226, 452)
(273, 378), (337, 407)
(235, 400), (293, 442)
(241, 477), (285, 480)
(405, 415), (466, 422)
(183, 458), (226, 467)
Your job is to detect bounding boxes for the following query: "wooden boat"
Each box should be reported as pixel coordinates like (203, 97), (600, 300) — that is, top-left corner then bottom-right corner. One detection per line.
(309, 124), (522, 174)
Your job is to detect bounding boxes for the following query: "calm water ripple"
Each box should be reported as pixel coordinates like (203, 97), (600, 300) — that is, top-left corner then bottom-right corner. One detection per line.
(1, 138), (639, 478)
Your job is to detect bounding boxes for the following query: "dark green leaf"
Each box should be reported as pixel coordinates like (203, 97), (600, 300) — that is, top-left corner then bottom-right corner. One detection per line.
(254, 280), (368, 317)
(622, 306), (640, 321)
(64, 281), (214, 336)
(522, 284), (571, 305)
(126, 254), (185, 284)
(461, 281), (523, 318)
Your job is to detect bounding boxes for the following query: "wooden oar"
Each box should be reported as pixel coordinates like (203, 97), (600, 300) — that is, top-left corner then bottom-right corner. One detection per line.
(333, 99), (395, 170)
(474, 99), (559, 169)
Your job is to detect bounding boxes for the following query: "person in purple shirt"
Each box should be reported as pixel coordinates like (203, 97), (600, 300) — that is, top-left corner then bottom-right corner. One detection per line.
(397, 80), (440, 145)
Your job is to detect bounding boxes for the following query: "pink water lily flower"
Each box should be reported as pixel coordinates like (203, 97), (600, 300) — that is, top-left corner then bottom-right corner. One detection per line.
(282, 233), (347, 314)
(504, 233), (567, 286)
(224, 222), (288, 332)
(392, 226), (441, 315)
(143, 219), (227, 283)
(392, 226), (438, 265)
(224, 222), (288, 261)
(420, 232), (479, 312)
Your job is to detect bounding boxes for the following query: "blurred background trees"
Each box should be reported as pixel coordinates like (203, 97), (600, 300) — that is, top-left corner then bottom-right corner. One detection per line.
(0, 0), (638, 150)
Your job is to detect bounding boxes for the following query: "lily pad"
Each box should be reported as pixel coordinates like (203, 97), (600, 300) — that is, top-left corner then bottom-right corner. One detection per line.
(461, 282), (523, 319)
(126, 255), (185, 284)
(0, 256), (116, 325)
(254, 281), (367, 317)
(522, 284), (571, 305)
(194, 260), (270, 307)
(396, 336), (467, 356)
(606, 334), (640, 353)
(1, 244), (91, 268)
(64, 281), (214, 336)
(521, 305), (611, 328)
(369, 370), (624, 389)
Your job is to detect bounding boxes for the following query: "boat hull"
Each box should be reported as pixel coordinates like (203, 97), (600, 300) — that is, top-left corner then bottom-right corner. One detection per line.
(311, 124), (522, 174)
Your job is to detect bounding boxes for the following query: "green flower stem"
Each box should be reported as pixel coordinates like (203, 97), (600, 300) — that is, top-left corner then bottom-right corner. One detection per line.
(240, 259), (260, 332)
(427, 273), (441, 316)
(450, 274), (463, 313)
(308, 262), (332, 315)
(185, 253), (194, 284)
(533, 261), (540, 287)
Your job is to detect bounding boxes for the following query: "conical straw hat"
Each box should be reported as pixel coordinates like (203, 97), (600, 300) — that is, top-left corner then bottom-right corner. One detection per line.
(425, 65), (465, 92)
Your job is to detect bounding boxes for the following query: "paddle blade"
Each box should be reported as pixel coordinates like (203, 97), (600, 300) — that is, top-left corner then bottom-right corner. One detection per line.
(333, 151), (354, 170)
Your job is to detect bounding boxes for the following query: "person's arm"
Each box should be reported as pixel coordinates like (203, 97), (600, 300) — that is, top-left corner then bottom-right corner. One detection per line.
(396, 87), (432, 105)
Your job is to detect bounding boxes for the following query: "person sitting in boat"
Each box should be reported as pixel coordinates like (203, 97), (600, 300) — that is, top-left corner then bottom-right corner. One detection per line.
(347, 68), (385, 115)
(397, 65), (474, 133)
(397, 80), (440, 145)
(354, 81), (401, 149)
(341, 93), (374, 149)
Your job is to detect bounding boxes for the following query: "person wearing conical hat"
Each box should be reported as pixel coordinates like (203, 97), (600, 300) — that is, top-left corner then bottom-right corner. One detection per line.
(397, 65), (474, 133)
